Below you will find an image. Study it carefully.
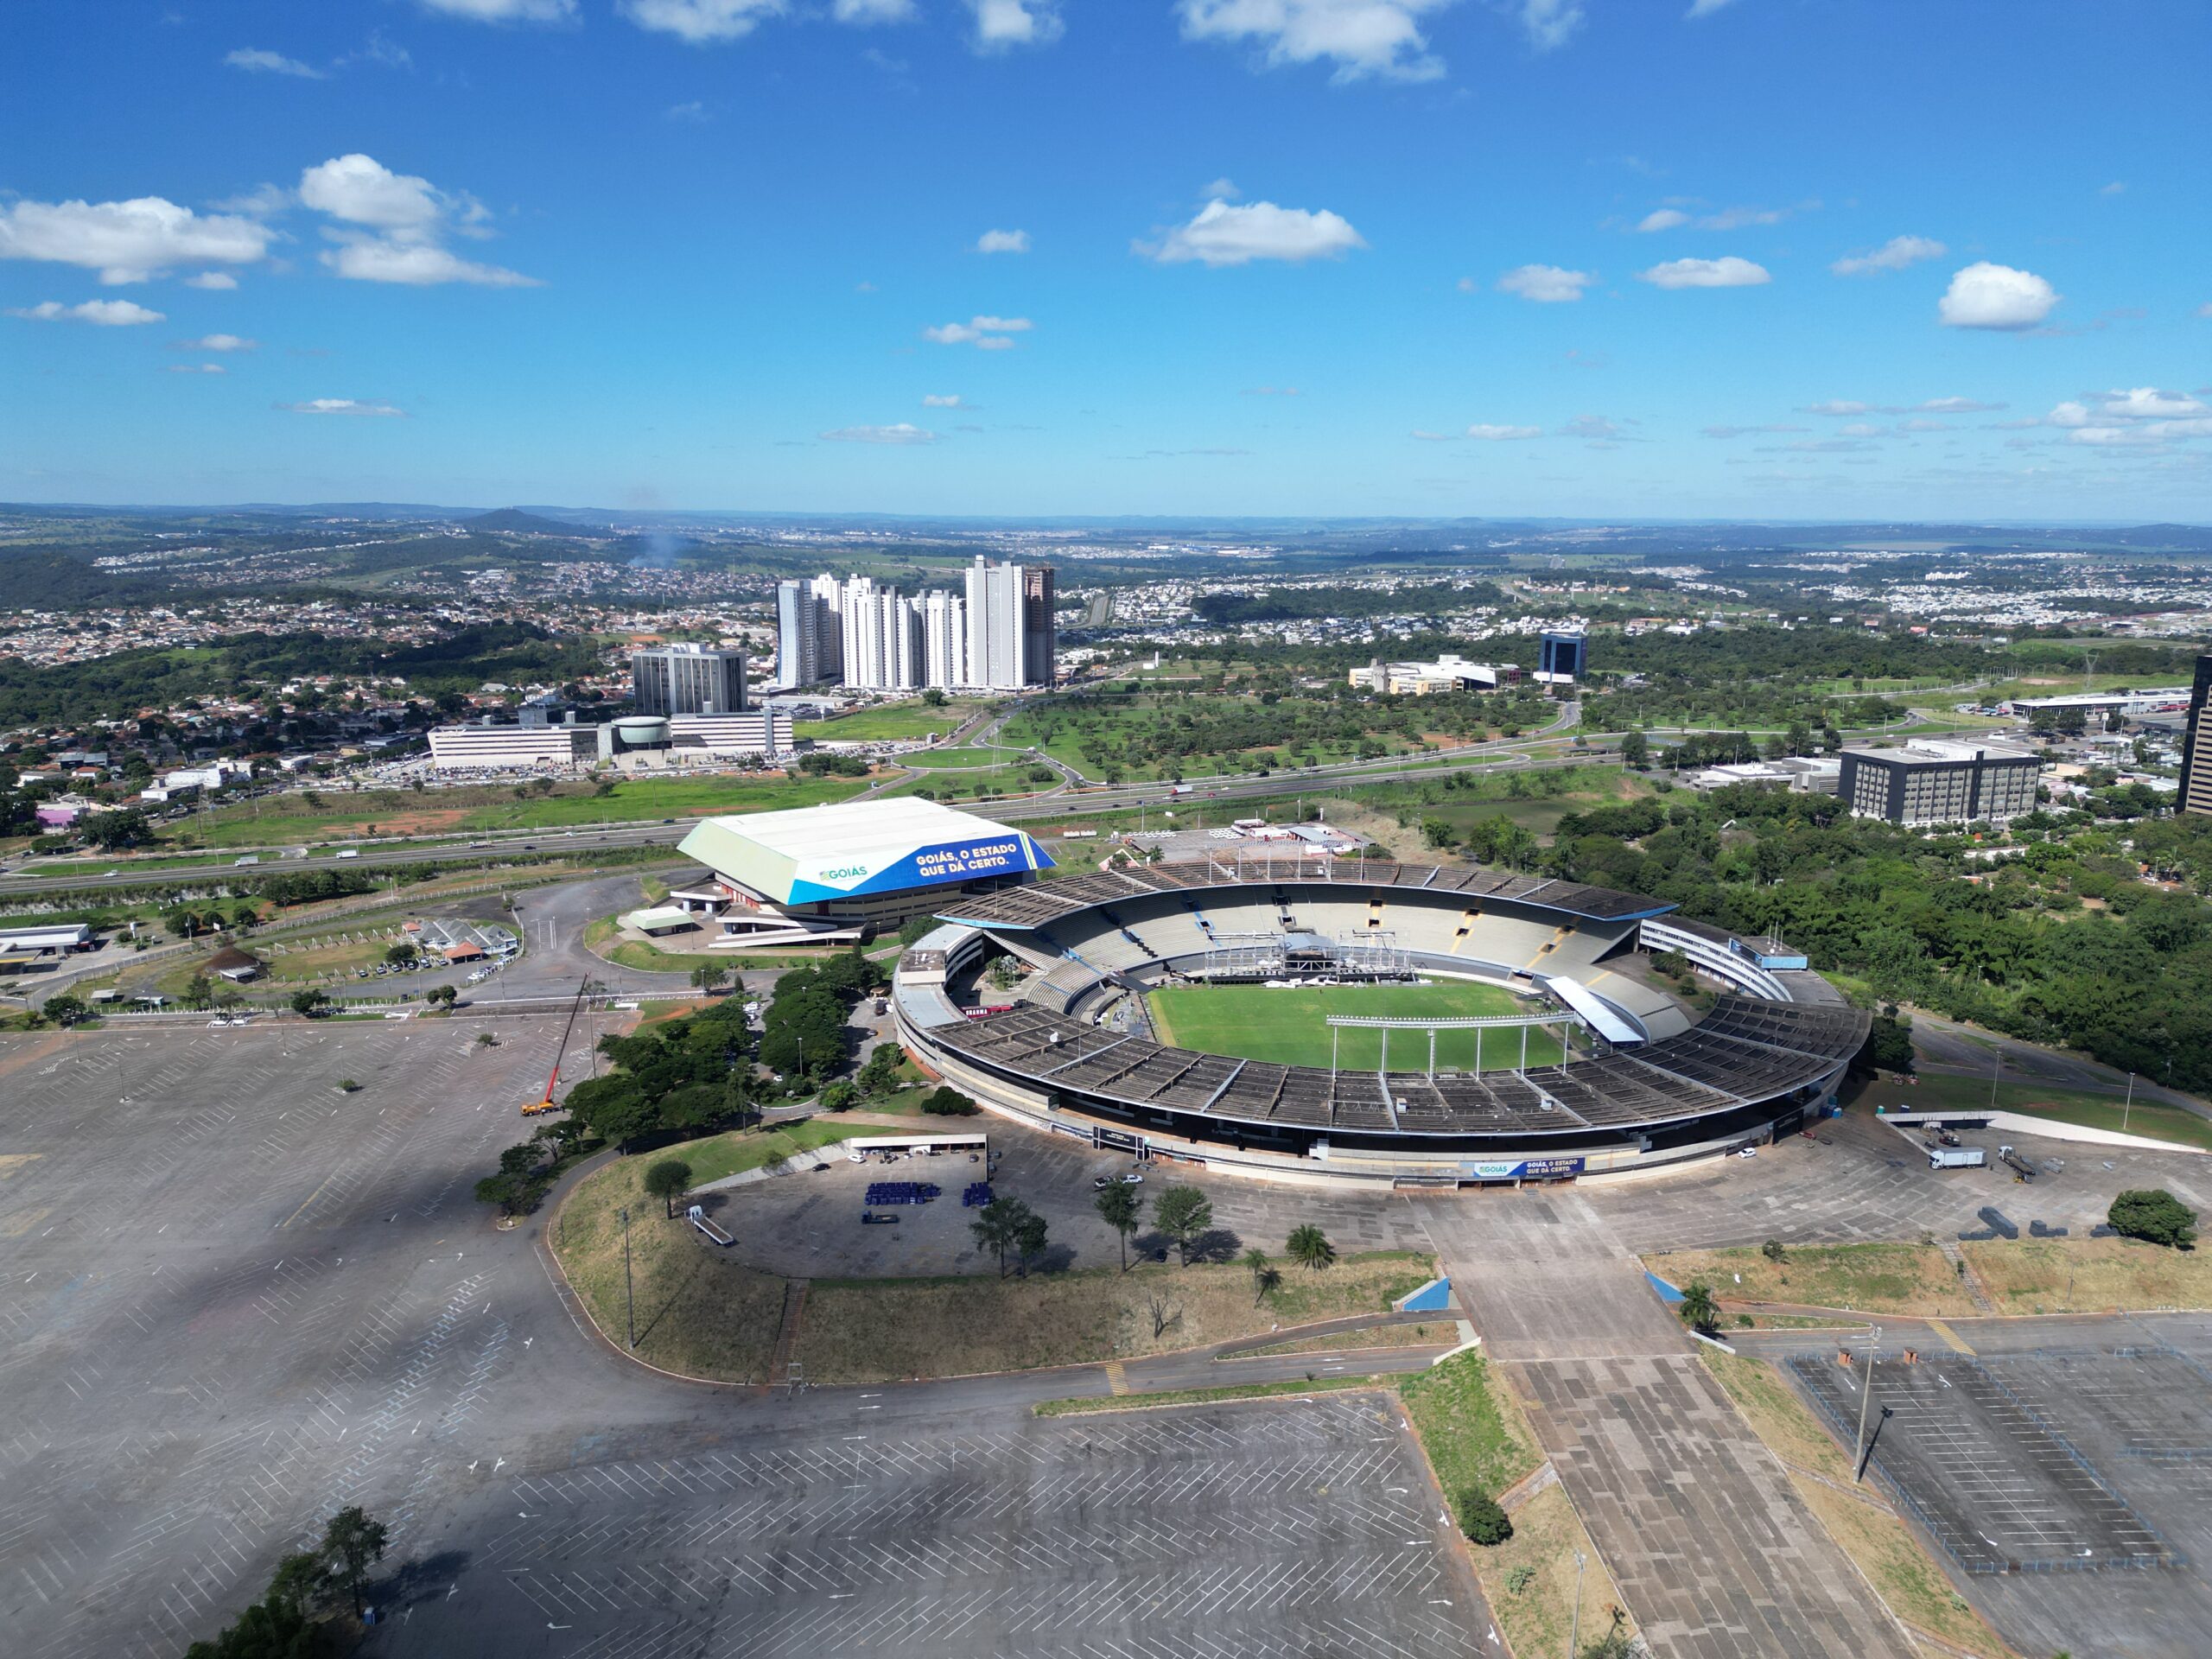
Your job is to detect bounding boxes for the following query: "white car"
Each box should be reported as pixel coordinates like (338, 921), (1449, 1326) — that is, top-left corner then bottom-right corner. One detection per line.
(1119, 1171), (1145, 1185)
(1734, 1147), (1758, 1159)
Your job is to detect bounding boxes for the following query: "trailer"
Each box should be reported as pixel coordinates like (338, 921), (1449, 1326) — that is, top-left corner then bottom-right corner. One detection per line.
(1929, 1146), (1986, 1170)
(686, 1204), (734, 1247)
(1998, 1144), (2038, 1182)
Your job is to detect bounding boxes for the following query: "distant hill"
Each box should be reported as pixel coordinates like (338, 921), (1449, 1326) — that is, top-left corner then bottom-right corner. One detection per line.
(464, 507), (598, 535)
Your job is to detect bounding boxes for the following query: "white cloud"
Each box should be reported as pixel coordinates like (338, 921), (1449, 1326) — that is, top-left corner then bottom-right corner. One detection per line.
(1243, 385), (1300, 396)
(835, 0), (916, 17)
(1520, 0), (1583, 50)
(1497, 264), (1593, 302)
(184, 271), (240, 289)
(1560, 414), (1623, 442)
(2101, 386), (2208, 419)
(1687, 0), (1743, 16)
(2197, 302), (2211, 319)
(321, 239), (538, 286)
(2101, 181), (2126, 196)
(1917, 396), (2002, 414)
(1176, 0), (1461, 83)
(7, 298), (166, 325)
(1201, 177), (1240, 200)
(1839, 423), (1884, 438)
(1467, 423), (1541, 441)
(922, 393), (963, 407)
(1937, 261), (2058, 331)
(278, 397), (405, 416)
(300, 154), (537, 287)
(167, 362), (227, 374)
(1637, 255), (1770, 289)
(665, 99), (712, 122)
(226, 47), (327, 78)
(621, 0), (785, 43)
(821, 423), (938, 444)
(300, 153), (444, 232)
(0, 195), (273, 284)
(416, 0), (576, 21)
(1803, 400), (1869, 415)
(2045, 401), (2092, 429)
(969, 0), (1063, 50)
(1635, 208), (1689, 233)
(1409, 429), (1456, 442)
(976, 228), (1030, 254)
(924, 315), (1033, 347)
(1141, 198), (1365, 267)
(1831, 234), (1945, 276)
(181, 333), (256, 351)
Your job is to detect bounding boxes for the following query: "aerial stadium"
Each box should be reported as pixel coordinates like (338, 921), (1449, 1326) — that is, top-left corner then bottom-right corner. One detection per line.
(890, 843), (1868, 1188)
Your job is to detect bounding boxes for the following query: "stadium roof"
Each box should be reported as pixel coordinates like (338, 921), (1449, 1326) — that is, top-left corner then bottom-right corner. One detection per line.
(677, 798), (1053, 906)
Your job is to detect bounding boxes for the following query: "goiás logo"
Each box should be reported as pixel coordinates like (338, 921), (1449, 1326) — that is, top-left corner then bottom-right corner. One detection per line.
(816, 864), (870, 882)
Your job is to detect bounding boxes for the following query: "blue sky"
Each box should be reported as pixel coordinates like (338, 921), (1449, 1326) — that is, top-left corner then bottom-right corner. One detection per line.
(3, 0), (2208, 518)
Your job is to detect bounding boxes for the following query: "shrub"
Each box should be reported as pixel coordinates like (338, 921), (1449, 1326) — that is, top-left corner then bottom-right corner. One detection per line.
(1458, 1490), (1512, 1546)
(2108, 1189), (2197, 1249)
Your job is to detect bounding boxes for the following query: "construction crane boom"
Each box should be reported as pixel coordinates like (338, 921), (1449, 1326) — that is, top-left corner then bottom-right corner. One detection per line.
(523, 977), (593, 1116)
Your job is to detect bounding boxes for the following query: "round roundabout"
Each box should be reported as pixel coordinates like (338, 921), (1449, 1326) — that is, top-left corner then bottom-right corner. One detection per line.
(893, 852), (1868, 1186)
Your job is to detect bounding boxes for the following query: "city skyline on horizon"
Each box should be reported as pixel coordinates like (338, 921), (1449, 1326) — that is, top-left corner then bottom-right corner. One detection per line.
(4, 0), (2209, 522)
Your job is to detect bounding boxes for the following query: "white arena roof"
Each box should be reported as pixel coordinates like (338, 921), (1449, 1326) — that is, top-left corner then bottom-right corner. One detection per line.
(677, 798), (1054, 906)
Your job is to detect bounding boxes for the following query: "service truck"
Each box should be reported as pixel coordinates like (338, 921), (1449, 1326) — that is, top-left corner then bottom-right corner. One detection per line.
(1929, 1147), (1986, 1170)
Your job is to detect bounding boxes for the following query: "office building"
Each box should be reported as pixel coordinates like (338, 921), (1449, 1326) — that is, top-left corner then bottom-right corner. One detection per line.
(1839, 740), (2040, 828)
(632, 643), (747, 716)
(2177, 656), (2212, 817)
(1348, 654), (1516, 696)
(1022, 565), (1057, 688)
(1538, 631), (1588, 683)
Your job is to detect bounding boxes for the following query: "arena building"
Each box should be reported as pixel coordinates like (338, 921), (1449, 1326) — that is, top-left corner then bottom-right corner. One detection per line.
(671, 798), (1056, 949)
(891, 848), (1866, 1187)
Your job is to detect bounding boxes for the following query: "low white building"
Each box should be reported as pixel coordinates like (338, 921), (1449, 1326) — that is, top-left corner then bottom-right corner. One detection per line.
(1347, 654), (1516, 696)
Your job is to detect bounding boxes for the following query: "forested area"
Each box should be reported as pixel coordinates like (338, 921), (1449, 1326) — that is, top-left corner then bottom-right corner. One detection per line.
(0, 622), (601, 727)
(1438, 784), (2212, 1091)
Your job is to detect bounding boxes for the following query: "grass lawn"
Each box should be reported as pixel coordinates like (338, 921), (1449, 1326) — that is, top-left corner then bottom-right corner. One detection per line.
(1858, 1070), (2212, 1152)
(677, 1119), (875, 1186)
(1701, 1351), (2009, 1659)
(170, 775), (866, 849)
(553, 1150), (790, 1383)
(795, 700), (982, 743)
(1401, 1352), (1630, 1659)
(1033, 1376), (1390, 1415)
(1148, 980), (1566, 1071)
(894, 745), (1037, 772)
(1961, 1236), (2212, 1313)
(1646, 1243), (1970, 1317)
(794, 1252), (1430, 1385)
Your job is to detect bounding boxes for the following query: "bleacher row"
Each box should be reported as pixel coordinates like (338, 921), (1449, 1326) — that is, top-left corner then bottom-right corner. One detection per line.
(936, 857), (1670, 932)
(928, 994), (1868, 1137)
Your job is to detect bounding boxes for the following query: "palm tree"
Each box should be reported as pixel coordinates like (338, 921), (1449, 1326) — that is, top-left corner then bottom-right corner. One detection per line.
(1286, 1224), (1336, 1272)
(1677, 1281), (1719, 1336)
(1242, 1248), (1281, 1305)
(1094, 1184), (1143, 1271)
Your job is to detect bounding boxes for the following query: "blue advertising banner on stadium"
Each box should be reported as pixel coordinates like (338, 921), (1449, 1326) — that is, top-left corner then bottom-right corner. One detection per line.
(1460, 1156), (1585, 1180)
(788, 831), (1053, 903)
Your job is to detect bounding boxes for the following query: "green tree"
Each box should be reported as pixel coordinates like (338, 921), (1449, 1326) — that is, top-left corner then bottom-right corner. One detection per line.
(1153, 1185), (1213, 1266)
(1013, 1209), (1051, 1275)
(969, 1197), (1030, 1277)
(427, 982), (458, 1007)
(1677, 1281), (1719, 1335)
(1458, 1490), (1513, 1546)
(185, 971), (215, 1008)
(264, 1549), (331, 1619)
(1242, 1247), (1281, 1305)
(318, 1505), (388, 1618)
(1286, 1224), (1336, 1271)
(819, 1080), (859, 1112)
(1094, 1183), (1144, 1271)
(42, 993), (89, 1027)
(920, 1084), (978, 1116)
(644, 1157), (694, 1218)
(2108, 1189), (2197, 1249)
(690, 961), (730, 995)
(385, 942), (417, 966)
(1619, 728), (1649, 768)
(289, 988), (329, 1018)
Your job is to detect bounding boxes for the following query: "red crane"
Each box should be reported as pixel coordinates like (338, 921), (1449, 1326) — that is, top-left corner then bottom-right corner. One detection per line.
(523, 977), (592, 1116)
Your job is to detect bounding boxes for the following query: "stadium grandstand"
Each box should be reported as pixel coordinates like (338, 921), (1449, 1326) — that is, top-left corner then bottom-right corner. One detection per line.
(892, 848), (1866, 1187)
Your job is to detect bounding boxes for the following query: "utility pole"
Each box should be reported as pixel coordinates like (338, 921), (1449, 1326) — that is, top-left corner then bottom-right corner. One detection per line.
(2123, 1071), (2134, 1134)
(620, 1205), (637, 1350)
(1567, 1549), (1586, 1658)
(1853, 1325), (1881, 1482)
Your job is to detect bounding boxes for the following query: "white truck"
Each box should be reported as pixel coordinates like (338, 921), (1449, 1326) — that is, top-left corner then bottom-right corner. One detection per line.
(686, 1204), (734, 1247)
(1929, 1146), (1987, 1170)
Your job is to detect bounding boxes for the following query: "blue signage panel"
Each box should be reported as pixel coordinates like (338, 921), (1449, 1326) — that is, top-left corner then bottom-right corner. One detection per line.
(1461, 1156), (1586, 1180)
(789, 832), (1053, 903)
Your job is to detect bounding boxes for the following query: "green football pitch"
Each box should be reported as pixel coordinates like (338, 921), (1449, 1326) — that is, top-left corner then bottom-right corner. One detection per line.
(1146, 980), (1569, 1071)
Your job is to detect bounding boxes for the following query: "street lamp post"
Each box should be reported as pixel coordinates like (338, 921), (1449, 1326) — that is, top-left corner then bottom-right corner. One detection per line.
(1567, 1549), (1586, 1659)
(1853, 1325), (1881, 1482)
(2123, 1071), (2134, 1134)
(620, 1205), (636, 1350)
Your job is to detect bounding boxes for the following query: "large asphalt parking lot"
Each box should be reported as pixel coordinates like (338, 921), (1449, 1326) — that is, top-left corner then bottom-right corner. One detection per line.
(7, 1007), (2212, 1659)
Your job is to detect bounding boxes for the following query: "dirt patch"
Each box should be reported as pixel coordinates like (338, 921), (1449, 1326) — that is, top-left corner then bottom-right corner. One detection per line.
(1961, 1235), (2212, 1313)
